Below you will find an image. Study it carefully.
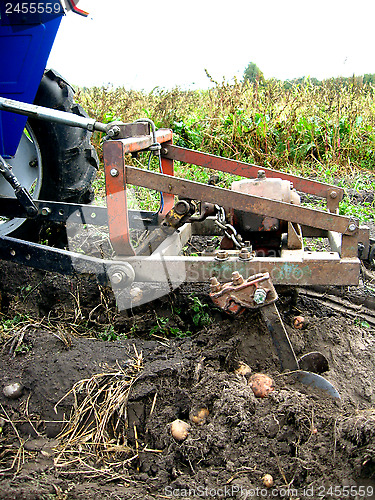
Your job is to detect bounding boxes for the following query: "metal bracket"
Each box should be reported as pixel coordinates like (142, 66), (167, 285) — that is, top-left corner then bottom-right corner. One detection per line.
(0, 155), (37, 216)
(0, 235), (134, 287)
(209, 271), (278, 315)
(0, 198), (159, 230)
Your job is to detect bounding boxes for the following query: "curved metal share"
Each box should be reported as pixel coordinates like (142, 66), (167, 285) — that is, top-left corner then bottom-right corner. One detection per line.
(287, 371), (340, 400)
(260, 303), (340, 399)
(298, 351), (329, 374)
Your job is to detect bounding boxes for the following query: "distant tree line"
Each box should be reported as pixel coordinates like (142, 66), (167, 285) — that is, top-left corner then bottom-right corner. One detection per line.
(243, 61), (375, 88)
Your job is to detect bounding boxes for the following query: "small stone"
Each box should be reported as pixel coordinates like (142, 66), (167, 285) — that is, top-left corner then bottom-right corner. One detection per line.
(24, 438), (49, 452)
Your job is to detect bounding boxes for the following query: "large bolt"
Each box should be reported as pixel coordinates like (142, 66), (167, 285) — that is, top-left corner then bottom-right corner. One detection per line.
(107, 263), (135, 288)
(107, 125), (121, 137)
(232, 271), (244, 285)
(348, 223), (357, 232)
(111, 271), (124, 285)
(210, 276), (221, 292)
(110, 168), (119, 177)
(257, 170), (266, 179)
(253, 288), (267, 305)
(174, 200), (190, 215)
(330, 191), (338, 199)
(26, 206), (38, 216)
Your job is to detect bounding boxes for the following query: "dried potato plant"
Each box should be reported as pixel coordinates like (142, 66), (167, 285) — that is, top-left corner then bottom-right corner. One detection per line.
(53, 347), (144, 480)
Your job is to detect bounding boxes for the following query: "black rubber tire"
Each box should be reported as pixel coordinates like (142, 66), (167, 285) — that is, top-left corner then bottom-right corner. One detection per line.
(29, 69), (98, 204)
(9, 68), (99, 241)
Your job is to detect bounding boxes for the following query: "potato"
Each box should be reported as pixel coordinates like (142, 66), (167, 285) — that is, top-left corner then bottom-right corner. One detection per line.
(170, 419), (190, 442)
(235, 362), (252, 379)
(189, 407), (209, 425)
(262, 474), (274, 488)
(293, 315), (307, 329)
(249, 373), (275, 398)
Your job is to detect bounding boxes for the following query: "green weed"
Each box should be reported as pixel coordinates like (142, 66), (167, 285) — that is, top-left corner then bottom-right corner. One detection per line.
(97, 325), (127, 341)
(14, 342), (31, 354)
(188, 295), (212, 327)
(0, 314), (30, 333)
(354, 318), (371, 328)
(149, 315), (190, 338)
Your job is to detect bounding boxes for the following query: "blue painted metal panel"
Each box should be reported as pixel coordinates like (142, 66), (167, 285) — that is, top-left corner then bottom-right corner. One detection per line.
(0, 3), (64, 156)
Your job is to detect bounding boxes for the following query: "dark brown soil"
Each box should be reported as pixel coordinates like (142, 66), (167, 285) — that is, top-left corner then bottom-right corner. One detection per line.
(0, 261), (374, 499)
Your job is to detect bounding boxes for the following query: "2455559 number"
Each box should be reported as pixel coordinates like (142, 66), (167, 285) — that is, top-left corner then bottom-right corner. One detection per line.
(316, 485), (373, 497)
(5, 3), (62, 14)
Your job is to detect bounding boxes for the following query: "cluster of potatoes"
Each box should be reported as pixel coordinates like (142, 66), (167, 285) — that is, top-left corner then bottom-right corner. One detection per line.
(170, 362), (275, 442)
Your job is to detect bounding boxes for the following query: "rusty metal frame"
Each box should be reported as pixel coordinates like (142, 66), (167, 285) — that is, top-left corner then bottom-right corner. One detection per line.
(161, 145), (344, 212)
(124, 224), (359, 286)
(103, 130), (361, 286)
(103, 129), (174, 255)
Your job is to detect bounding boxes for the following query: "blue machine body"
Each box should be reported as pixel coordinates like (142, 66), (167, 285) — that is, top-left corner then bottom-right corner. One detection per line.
(0, 1), (64, 157)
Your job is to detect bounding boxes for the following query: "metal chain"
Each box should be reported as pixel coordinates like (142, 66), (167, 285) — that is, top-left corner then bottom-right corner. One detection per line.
(214, 205), (244, 249)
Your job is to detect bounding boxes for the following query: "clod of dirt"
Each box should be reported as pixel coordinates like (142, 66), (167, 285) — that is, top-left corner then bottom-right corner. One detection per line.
(338, 408), (375, 445)
(23, 437), (57, 453)
(3, 382), (23, 399)
(248, 373), (275, 398)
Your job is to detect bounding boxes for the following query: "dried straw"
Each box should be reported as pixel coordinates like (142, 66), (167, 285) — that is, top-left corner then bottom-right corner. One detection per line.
(53, 346), (145, 480)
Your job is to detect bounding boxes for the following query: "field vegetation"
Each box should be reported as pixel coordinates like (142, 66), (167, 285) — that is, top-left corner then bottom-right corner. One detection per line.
(75, 75), (375, 222)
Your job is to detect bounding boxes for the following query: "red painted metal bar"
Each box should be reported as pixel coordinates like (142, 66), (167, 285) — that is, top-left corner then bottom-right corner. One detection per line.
(103, 141), (135, 256)
(120, 129), (173, 155)
(162, 145), (344, 203)
(160, 139), (175, 215)
(125, 166), (356, 235)
(103, 132), (174, 255)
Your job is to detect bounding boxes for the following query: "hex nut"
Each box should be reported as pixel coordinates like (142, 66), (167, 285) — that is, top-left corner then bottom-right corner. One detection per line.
(41, 207), (51, 216)
(110, 272), (124, 285)
(238, 247), (252, 261)
(215, 250), (229, 261)
(253, 288), (267, 305)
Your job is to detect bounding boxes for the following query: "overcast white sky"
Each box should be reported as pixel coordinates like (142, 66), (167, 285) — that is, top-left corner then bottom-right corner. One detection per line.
(47, 0), (375, 91)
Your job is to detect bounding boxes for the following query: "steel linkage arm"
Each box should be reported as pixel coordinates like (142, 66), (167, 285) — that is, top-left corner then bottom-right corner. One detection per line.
(161, 145), (344, 212)
(124, 166), (357, 236)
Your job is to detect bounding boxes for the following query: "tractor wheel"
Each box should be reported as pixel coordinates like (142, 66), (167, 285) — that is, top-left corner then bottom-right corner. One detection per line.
(0, 69), (99, 240)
